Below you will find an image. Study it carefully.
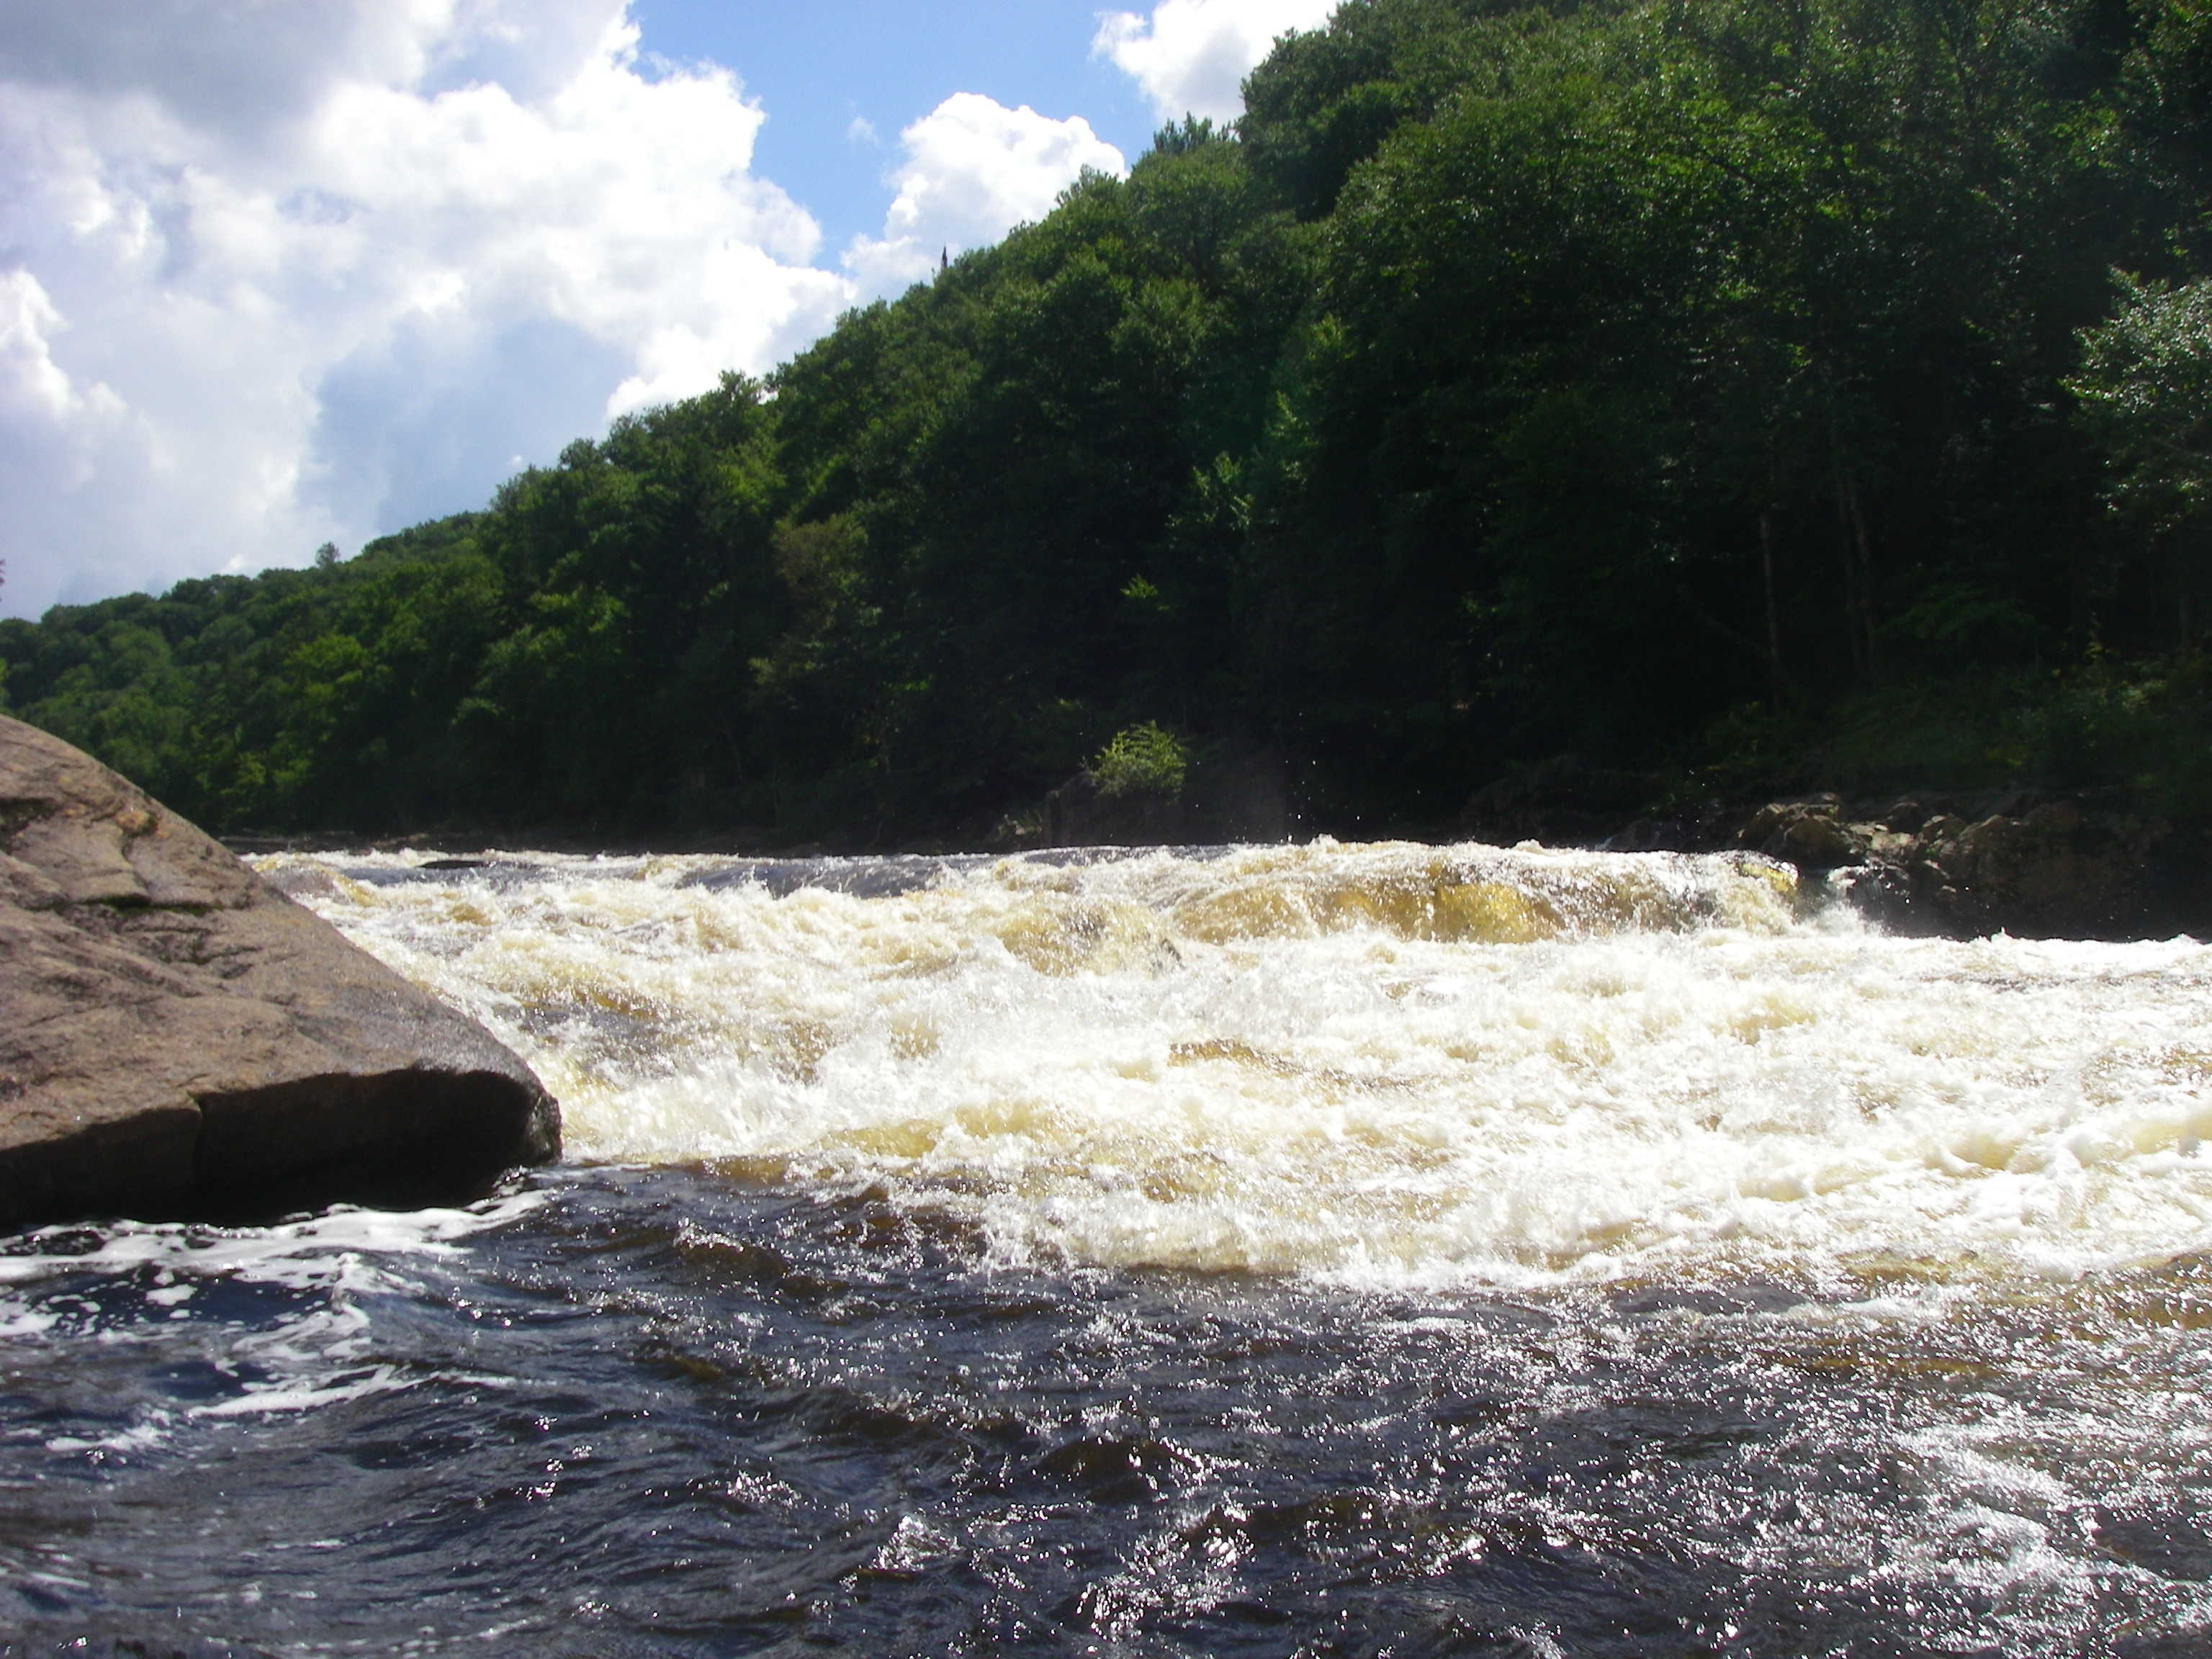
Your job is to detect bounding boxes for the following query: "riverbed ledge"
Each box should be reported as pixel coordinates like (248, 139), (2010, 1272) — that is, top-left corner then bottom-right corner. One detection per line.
(0, 716), (559, 1230)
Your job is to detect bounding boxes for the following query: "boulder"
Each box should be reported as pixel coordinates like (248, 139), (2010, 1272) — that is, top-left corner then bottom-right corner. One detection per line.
(1736, 796), (1877, 871)
(0, 716), (558, 1229)
(1883, 799), (2175, 938)
(1763, 794), (2187, 939)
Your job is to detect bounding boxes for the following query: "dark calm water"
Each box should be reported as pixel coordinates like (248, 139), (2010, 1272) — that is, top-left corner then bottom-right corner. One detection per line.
(4, 843), (2210, 1655)
(4, 1166), (2208, 1657)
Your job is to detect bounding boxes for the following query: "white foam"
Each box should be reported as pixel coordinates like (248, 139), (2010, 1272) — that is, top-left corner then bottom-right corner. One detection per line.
(267, 842), (2212, 1287)
(0, 1190), (550, 1290)
(0, 1190), (554, 1449)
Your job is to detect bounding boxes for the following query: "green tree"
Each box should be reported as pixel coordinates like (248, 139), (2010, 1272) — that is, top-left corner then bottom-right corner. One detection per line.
(2070, 272), (2212, 644)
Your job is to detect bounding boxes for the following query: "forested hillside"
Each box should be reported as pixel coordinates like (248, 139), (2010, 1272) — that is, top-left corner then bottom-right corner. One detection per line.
(7, 0), (2212, 843)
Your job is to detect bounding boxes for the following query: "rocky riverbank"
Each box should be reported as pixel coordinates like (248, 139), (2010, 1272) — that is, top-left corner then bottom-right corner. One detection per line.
(1462, 778), (2208, 940)
(1025, 749), (2207, 940)
(0, 716), (559, 1229)
(222, 763), (2208, 945)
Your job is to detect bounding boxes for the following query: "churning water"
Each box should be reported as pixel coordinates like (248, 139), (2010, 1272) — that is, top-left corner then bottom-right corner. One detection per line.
(3, 841), (2209, 1655)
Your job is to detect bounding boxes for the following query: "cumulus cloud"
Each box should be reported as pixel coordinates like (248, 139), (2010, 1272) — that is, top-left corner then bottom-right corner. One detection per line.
(0, 0), (856, 619)
(842, 94), (1126, 297)
(1092, 0), (1339, 125)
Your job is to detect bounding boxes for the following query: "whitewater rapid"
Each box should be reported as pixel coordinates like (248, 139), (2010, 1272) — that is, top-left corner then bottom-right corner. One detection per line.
(6, 838), (2208, 1653)
(255, 840), (2212, 1291)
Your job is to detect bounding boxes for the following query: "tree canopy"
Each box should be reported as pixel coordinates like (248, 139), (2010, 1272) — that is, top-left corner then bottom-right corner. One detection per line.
(7, 0), (2209, 841)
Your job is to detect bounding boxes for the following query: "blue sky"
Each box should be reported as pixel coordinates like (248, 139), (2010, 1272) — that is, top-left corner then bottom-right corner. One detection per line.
(637, 1), (1159, 253)
(0, 0), (1334, 619)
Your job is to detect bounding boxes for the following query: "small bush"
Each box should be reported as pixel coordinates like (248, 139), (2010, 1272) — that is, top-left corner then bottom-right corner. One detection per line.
(1091, 721), (1188, 799)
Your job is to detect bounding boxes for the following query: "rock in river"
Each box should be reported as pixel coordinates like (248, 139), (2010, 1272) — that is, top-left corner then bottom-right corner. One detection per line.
(0, 716), (558, 1228)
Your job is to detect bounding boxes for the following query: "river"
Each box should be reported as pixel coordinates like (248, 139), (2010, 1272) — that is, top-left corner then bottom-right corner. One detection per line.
(1, 840), (2207, 1655)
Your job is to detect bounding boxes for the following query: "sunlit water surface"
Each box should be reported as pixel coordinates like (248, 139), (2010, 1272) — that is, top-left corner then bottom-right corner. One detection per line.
(2, 841), (2208, 1655)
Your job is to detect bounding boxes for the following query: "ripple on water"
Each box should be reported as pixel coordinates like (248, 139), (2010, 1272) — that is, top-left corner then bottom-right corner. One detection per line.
(0, 1167), (2208, 1653)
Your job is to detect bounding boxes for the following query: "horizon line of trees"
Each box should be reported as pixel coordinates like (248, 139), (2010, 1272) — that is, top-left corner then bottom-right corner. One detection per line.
(6, 0), (2212, 842)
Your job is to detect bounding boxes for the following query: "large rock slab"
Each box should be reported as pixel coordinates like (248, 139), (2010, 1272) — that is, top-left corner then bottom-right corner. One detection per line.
(1730, 791), (2196, 938)
(1833, 799), (2188, 938)
(0, 716), (558, 1228)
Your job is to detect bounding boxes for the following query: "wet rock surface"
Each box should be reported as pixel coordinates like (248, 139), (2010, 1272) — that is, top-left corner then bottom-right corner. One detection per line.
(0, 716), (559, 1229)
(1723, 792), (2198, 938)
(1467, 773), (2207, 939)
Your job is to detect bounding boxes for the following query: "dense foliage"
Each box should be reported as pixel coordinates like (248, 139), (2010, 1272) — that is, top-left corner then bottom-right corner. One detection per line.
(8, 0), (2212, 841)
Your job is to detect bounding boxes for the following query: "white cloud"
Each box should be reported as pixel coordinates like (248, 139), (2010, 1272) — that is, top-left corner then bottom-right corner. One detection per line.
(0, 271), (95, 428)
(0, 0), (858, 619)
(842, 94), (1126, 297)
(1092, 0), (1339, 125)
(846, 114), (880, 147)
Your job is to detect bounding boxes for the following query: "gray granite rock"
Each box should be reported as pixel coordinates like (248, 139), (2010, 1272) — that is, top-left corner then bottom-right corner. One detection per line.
(0, 716), (558, 1228)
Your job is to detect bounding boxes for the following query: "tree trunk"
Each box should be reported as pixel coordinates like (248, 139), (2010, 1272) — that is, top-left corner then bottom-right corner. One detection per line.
(1843, 472), (1881, 687)
(1760, 509), (1786, 709)
(1827, 411), (1882, 689)
(1832, 465), (1867, 686)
